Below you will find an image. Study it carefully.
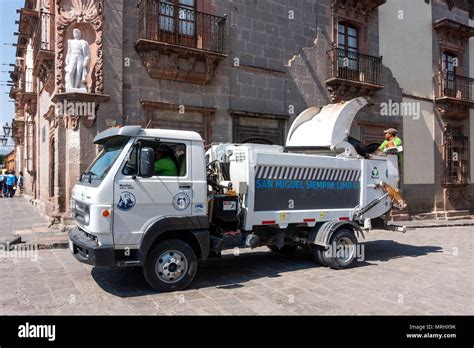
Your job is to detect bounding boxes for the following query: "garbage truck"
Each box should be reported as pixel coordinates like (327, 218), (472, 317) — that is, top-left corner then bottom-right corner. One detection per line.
(68, 97), (406, 292)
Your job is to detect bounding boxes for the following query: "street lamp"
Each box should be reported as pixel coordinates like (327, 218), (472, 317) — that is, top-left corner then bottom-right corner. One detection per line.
(3, 122), (12, 137)
(0, 137), (7, 146)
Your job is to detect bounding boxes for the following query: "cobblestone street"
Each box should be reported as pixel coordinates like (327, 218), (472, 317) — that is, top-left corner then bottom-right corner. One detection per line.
(0, 197), (472, 315)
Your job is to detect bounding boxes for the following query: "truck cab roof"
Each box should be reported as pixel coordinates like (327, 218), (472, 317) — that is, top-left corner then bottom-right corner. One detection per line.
(93, 126), (203, 144)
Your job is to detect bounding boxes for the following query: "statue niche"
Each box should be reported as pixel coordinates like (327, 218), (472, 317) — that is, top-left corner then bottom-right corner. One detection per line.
(64, 24), (97, 93)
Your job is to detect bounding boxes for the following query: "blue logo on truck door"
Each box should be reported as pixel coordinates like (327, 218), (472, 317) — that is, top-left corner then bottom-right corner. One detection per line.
(117, 192), (136, 211)
(254, 166), (360, 211)
(173, 192), (190, 211)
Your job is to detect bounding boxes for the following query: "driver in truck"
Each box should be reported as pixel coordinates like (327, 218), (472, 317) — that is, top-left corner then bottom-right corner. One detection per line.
(154, 144), (178, 176)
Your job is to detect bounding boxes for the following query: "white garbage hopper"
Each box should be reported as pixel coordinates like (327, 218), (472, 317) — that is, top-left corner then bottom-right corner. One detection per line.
(286, 97), (369, 149)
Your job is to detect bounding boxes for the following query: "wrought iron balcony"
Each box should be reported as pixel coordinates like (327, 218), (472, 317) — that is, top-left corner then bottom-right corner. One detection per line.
(137, 0), (226, 54)
(33, 11), (54, 73)
(436, 71), (474, 104)
(19, 67), (36, 105)
(327, 48), (382, 85)
(136, 0), (227, 84)
(326, 48), (383, 102)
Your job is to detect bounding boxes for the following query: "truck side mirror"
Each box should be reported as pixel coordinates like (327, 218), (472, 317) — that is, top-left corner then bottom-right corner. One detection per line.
(139, 147), (155, 178)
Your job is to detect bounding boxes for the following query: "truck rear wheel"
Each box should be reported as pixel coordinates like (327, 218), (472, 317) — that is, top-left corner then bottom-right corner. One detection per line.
(143, 239), (197, 292)
(311, 229), (358, 269)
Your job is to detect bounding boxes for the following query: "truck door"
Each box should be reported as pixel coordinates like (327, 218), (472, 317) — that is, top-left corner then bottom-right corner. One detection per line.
(112, 139), (193, 246)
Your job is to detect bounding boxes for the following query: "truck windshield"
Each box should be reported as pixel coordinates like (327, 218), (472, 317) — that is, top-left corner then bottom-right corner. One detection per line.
(81, 136), (129, 183)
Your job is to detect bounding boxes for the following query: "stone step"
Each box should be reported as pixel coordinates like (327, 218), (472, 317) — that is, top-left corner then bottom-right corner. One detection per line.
(412, 210), (472, 221)
(390, 214), (410, 222)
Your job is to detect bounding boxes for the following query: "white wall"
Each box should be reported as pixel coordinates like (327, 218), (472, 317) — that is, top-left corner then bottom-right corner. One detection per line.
(379, 0), (433, 98)
(402, 98), (435, 184)
(379, 0), (435, 185)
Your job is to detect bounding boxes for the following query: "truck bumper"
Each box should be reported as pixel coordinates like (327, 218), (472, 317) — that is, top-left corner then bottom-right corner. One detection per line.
(68, 228), (115, 266)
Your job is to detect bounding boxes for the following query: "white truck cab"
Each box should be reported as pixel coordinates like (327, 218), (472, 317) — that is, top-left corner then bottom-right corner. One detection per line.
(69, 97), (406, 292)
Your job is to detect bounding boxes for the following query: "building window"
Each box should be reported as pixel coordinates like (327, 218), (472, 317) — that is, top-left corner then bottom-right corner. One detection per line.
(442, 51), (457, 96)
(338, 22), (358, 53)
(159, 0), (196, 37)
(337, 22), (359, 78)
(143, 104), (212, 144)
(232, 113), (287, 146)
(443, 127), (469, 185)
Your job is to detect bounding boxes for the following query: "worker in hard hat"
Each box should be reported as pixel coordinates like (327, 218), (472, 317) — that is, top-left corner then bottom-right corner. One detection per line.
(379, 128), (403, 164)
(378, 128), (403, 187)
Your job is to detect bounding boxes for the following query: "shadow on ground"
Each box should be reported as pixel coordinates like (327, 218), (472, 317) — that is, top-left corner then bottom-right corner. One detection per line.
(91, 240), (442, 298)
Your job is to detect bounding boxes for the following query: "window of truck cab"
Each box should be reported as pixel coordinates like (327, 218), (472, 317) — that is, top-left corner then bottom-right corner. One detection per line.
(122, 139), (187, 178)
(81, 136), (130, 185)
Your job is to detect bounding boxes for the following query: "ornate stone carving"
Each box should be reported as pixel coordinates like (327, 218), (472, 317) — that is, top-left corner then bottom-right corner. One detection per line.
(52, 92), (109, 130)
(434, 18), (474, 53)
(137, 46), (223, 84)
(332, 0), (386, 20)
(43, 105), (59, 136)
(56, 0), (104, 94)
(63, 115), (80, 130)
(187, 57), (196, 71)
(436, 100), (470, 120)
(169, 54), (178, 68)
(326, 79), (382, 103)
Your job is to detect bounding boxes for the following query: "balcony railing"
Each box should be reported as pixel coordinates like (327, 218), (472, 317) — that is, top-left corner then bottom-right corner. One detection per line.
(437, 71), (474, 103)
(327, 48), (382, 85)
(33, 11), (54, 63)
(138, 0), (226, 54)
(23, 67), (34, 93)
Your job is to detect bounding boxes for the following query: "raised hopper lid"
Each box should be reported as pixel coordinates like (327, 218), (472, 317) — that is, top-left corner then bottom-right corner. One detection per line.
(286, 97), (369, 148)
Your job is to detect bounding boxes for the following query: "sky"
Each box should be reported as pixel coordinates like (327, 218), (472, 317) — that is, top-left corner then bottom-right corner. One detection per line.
(0, 0), (25, 153)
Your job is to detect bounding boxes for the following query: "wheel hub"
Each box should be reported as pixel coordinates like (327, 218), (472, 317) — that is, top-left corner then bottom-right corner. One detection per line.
(335, 237), (356, 265)
(155, 250), (188, 283)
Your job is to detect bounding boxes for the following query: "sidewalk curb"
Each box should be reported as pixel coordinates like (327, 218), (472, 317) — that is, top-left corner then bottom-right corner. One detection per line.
(403, 222), (474, 230)
(0, 236), (22, 248)
(36, 241), (69, 249)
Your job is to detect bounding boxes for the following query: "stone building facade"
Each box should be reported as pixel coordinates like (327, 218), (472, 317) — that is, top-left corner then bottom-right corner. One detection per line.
(9, 0), (474, 221)
(379, 0), (474, 219)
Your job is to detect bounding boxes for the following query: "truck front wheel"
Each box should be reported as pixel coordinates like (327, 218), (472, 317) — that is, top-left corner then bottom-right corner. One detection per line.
(143, 239), (197, 292)
(311, 229), (358, 269)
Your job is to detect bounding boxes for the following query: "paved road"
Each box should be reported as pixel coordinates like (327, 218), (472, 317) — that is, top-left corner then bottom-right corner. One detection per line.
(0, 224), (472, 315)
(0, 196), (49, 241)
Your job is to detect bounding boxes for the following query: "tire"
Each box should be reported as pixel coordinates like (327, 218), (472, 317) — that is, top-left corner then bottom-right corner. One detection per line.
(311, 229), (358, 269)
(310, 245), (327, 266)
(268, 245), (298, 254)
(143, 239), (197, 292)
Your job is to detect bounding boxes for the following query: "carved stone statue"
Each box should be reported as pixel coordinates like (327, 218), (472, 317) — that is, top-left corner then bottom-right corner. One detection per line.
(65, 28), (90, 92)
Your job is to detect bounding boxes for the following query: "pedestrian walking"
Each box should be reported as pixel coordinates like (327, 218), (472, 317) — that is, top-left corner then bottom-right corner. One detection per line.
(0, 172), (4, 198)
(12, 171), (18, 197)
(5, 171), (16, 198)
(18, 171), (24, 195)
(1, 172), (7, 197)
